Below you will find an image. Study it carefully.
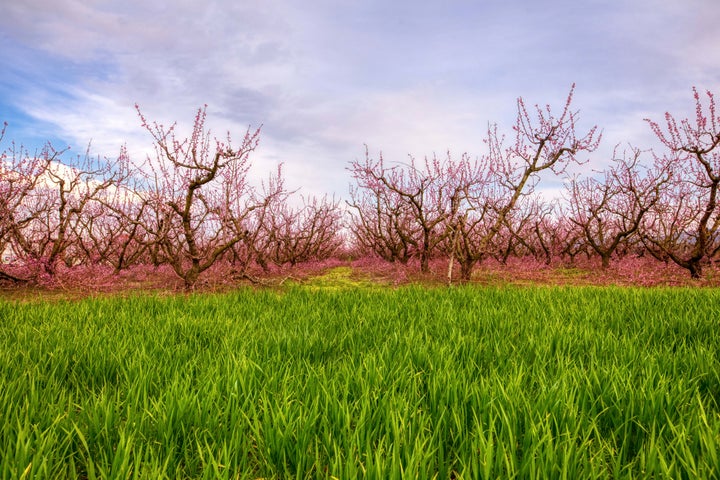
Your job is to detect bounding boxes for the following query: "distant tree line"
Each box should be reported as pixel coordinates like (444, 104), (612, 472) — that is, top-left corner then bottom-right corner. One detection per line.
(1, 87), (719, 288)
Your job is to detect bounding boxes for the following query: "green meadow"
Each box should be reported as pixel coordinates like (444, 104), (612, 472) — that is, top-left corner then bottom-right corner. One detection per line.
(0, 284), (718, 478)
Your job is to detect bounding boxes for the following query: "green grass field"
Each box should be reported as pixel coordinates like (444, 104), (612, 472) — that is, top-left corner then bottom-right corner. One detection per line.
(0, 285), (718, 478)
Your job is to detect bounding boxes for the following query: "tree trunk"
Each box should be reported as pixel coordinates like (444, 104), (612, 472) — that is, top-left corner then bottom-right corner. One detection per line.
(182, 262), (201, 291)
(420, 254), (430, 274)
(600, 254), (611, 269)
(460, 260), (475, 282)
(688, 261), (702, 279)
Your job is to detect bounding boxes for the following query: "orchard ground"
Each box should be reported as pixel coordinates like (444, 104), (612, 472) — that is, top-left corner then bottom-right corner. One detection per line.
(1, 255), (719, 301)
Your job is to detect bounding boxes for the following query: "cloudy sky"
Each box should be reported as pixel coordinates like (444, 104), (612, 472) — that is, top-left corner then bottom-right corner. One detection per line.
(1, 0), (719, 198)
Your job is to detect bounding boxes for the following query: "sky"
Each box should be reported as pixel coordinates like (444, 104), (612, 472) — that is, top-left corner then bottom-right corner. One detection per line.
(1, 0), (719, 199)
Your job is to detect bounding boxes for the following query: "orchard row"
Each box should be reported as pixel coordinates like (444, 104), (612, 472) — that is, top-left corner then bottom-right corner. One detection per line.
(1, 86), (719, 289)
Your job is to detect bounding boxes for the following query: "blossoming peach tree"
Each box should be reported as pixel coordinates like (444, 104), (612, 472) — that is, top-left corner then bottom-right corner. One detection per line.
(642, 88), (720, 278)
